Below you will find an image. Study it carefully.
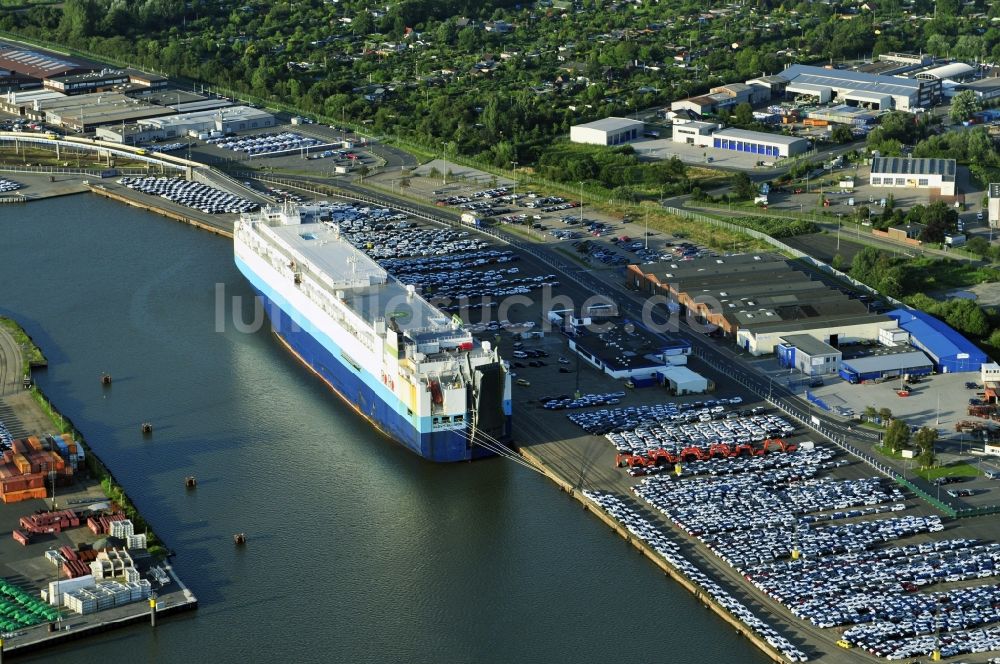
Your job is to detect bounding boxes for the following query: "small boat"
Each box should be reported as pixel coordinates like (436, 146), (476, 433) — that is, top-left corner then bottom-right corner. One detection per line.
(100, 373), (112, 385)
(233, 533), (247, 545)
(141, 422), (153, 434)
(184, 476), (197, 489)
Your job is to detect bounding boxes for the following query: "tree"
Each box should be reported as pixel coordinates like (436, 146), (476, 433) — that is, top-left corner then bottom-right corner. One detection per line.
(863, 405), (878, 422)
(831, 125), (854, 144)
(965, 236), (990, 257)
(884, 418), (911, 453)
(732, 172), (757, 200)
(878, 407), (894, 423)
(914, 426), (938, 468)
(733, 102), (754, 127)
(950, 90), (981, 123)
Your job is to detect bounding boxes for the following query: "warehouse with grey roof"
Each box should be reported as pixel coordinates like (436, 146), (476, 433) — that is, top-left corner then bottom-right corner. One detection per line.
(780, 64), (940, 110)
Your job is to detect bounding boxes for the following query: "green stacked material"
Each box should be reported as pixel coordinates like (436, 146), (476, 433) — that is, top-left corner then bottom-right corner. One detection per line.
(0, 578), (57, 631)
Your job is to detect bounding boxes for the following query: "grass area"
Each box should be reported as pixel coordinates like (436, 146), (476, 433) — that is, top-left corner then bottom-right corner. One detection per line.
(874, 444), (905, 460)
(916, 462), (982, 481)
(29, 388), (71, 434)
(0, 316), (46, 374)
(915, 258), (1000, 290)
(555, 246), (590, 267)
(501, 222), (547, 242)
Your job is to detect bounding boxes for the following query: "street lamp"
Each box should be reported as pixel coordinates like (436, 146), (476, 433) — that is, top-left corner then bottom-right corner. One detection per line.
(644, 208), (649, 250)
(511, 160), (518, 203)
(441, 141), (447, 186)
(579, 181), (584, 225)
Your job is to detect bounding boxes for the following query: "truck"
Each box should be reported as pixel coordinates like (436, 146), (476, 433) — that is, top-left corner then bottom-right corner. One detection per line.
(460, 212), (482, 228)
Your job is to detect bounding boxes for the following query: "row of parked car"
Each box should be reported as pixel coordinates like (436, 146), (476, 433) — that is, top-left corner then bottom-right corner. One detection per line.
(378, 249), (517, 275)
(336, 216), (488, 260)
(540, 391), (626, 410)
(584, 490), (809, 662)
(0, 177), (21, 193)
(118, 177), (257, 214)
(564, 401), (775, 440)
(209, 131), (321, 155)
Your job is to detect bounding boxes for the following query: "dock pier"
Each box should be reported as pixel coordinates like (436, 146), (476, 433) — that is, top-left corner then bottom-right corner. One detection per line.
(85, 183), (234, 238)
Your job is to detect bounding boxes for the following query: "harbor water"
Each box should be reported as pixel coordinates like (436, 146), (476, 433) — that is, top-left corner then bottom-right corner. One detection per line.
(0, 195), (769, 663)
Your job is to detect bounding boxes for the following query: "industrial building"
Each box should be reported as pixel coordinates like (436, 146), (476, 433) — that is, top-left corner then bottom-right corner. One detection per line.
(566, 320), (694, 382)
(0, 89), (65, 115)
(671, 120), (719, 145)
(44, 69), (130, 95)
(957, 77), (1000, 103)
(670, 122), (808, 158)
(745, 75), (789, 99)
(709, 128), (809, 158)
(131, 88), (234, 113)
(780, 64), (940, 111)
(626, 254), (896, 356)
(879, 53), (934, 67)
(27, 92), (176, 132)
(838, 349), (934, 383)
(776, 335), (842, 376)
(989, 183), (1000, 229)
(915, 62), (975, 82)
(0, 43), (85, 88)
(569, 117), (644, 146)
(134, 106), (276, 138)
(869, 156), (957, 197)
(887, 309), (987, 373)
(804, 105), (880, 127)
(669, 83), (767, 117)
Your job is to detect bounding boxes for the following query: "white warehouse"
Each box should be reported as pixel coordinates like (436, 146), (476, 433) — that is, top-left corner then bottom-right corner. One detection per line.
(869, 157), (957, 197)
(570, 117), (644, 146)
(671, 123), (809, 159)
(136, 105), (275, 138)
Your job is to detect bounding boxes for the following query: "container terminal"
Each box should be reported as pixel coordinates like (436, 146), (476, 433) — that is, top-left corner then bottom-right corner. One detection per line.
(6, 120), (1000, 662)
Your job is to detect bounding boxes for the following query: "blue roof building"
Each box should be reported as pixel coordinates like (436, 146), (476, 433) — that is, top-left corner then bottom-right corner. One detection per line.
(887, 309), (987, 373)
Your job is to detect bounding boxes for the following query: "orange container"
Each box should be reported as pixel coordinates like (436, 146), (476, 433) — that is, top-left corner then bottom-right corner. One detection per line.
(26, 436), (43, 451)
(2, 487), (47, 504)
(12, 454), (30, 474)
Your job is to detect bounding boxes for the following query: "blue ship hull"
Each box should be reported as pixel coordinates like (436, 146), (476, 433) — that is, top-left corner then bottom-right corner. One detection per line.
(240, 264), (508, 462)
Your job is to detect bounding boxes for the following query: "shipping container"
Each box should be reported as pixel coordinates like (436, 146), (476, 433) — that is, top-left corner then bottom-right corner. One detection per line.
(12, 530), (29, 546)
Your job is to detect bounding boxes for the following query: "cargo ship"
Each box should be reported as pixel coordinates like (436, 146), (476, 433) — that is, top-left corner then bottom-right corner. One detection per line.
(234, 204), (512, 462)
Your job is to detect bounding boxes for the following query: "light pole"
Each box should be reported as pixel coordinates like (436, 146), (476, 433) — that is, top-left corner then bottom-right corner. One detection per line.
(511, 160), (518, 202)
(644, 208), (649, 250)
(579, 181), (584, 225)
(837, 213), (842, 251)
(441, 141), (447, 186)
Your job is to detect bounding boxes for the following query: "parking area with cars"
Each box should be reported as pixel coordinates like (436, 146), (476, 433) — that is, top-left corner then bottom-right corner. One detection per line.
(117, 176), (259, 214)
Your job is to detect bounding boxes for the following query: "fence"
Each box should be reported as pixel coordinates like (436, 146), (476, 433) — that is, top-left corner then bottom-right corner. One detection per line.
(0, 165), (149, 177)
